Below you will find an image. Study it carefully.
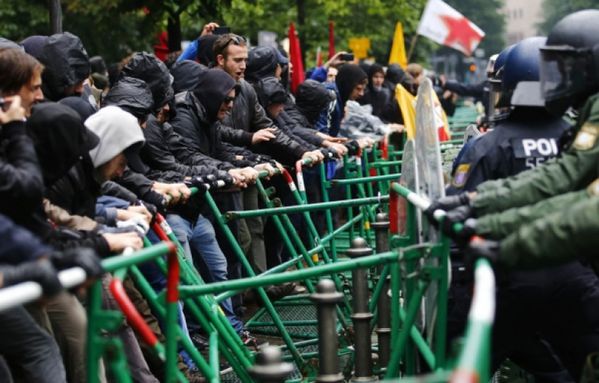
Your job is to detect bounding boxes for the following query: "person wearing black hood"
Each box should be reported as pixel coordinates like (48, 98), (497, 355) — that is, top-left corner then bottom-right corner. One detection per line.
(335, 63), (368, 112)
(111, 52), (194, 210)
(358, 63), (392, 119)
(22, 32), (91, 103)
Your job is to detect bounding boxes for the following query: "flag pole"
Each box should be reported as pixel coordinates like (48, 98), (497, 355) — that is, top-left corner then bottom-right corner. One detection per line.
(407, 34), (419, 63)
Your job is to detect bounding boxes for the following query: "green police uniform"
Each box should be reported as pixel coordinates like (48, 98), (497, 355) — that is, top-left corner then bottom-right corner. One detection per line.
(495, 190), (599, 269)
(472, 93), (599, 216)
(476, 189), (587, 239)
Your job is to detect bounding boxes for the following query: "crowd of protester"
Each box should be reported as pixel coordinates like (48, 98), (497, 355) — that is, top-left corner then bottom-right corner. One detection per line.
(0, 21), (415, 382)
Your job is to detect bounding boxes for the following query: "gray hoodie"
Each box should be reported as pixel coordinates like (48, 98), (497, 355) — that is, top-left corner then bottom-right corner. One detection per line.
(85, 106), (145, 168)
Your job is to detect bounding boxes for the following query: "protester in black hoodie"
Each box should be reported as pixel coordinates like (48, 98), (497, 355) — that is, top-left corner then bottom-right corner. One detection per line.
(22, 32), (90, 102)
(358, 63), (392, 119)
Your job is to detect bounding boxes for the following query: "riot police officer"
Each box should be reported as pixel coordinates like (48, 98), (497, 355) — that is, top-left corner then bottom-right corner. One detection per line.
(447, 37), (569, 194)
(431, 10), (599, 381)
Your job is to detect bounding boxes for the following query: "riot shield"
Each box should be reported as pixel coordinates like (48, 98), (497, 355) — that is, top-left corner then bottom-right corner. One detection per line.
(414, 78), (446, 344)
(398, 139), (418, 235)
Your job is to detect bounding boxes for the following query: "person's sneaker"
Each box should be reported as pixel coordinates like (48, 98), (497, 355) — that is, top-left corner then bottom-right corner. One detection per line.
(291, 284), (307, 295)
(190, 332), (209, 351)
(219, 362), (233, 376)
(240, 330), (269, 351)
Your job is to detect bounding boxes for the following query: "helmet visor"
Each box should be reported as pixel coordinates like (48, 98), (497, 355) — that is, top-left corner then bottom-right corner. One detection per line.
(540, 46), (592, 103)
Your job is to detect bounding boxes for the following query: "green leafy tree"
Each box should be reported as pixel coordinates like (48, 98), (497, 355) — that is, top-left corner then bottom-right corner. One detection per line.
(538, 0), (599, 34)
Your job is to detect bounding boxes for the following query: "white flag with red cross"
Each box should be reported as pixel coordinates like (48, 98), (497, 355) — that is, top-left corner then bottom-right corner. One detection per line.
(416, 0), (485, 56)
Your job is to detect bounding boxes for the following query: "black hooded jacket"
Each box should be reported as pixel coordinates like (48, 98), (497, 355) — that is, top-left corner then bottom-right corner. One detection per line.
(170, 60), (207, 94)
(196, 35), (219, 67)
(29, 33), (90, 101)
(120, 52), (174, 109)
(253, 77), (321, 149)
(142, 115), (230, 182)
(295, 79), (335, 126)
(245, 46), (279, 83)
(358, 63), (392, 119)
(170, 70), (251, 170)
(103, 77), (155, 119)
(18, 103), (110, 255)
(221, 79), (306, 165)
(335, 64), (367, 110)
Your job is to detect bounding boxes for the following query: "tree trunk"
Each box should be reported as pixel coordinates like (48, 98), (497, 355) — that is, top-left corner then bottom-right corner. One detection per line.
(49, 0), (62, 34)
(167, 12), (182, 52)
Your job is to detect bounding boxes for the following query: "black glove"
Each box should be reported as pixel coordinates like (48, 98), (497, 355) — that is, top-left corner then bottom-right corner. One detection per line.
(346, 140), (360, 156)
(142, 191), (168, 214)
(50, 248), (104, 278)
(1, 259), (62, 296)
(320, 148), (337, 160)
(465, 238), (500, 265)
(425, 193), (471, 224)
(440, 206), (476, 246)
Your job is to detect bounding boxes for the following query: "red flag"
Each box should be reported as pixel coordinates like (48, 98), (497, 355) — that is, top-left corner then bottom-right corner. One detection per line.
(328, 21), (335, 60)
(416, 0), (484, 56)
(288, 23), (305, 94)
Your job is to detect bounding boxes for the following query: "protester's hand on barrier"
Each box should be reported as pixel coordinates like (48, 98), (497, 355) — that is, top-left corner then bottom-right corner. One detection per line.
(302, 150), (324, 165)
(252, 127), (277, 144)
(240, 167), (259, 183)
(200, 22), (219, 36)
(316, 132), (347, 143)
(0, 96), (25, 124)
(323, 141), (348, 157)
(152, 182), (191, 205)
(102, 232), (143, 252)
(127, 205), (152, 225)
(0, 259), (62, 296)
(254, 162), (277, 178)
(465, 237), (500, 265)
(357, 137), (375, 149)
(424, 193), (472, 223)
(228, 169), (248, 188)
(50, 248), (104, 279)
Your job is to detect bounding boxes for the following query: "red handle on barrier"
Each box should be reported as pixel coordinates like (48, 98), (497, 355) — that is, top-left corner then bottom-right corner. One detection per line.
(389, 187), (399, 234)
(109, 278), (159, 347)
(166, 247), (179, 304)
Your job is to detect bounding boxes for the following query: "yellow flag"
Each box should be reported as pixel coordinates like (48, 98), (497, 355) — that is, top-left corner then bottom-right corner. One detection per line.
(389, 22), (408, 68)
(395, 84), (416, 139)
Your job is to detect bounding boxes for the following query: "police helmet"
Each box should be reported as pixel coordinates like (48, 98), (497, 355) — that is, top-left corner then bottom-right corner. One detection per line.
(540, 10), (599, 114)
(498, 36), (547, 108)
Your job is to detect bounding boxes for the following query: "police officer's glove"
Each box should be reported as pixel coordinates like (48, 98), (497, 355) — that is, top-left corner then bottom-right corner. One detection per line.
(441, 209), (477, 247)
(0, 259), (62, 296)
(465, 237), (500, 266)
(50, 248), (104, 279)
(425, 193), (471, 223)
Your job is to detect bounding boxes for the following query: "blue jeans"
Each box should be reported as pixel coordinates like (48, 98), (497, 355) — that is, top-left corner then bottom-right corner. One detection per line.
(166, 214), (244, 333)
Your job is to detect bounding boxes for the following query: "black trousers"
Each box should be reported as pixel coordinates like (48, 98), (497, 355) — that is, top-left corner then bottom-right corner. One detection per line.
(0, 306), (66, 383)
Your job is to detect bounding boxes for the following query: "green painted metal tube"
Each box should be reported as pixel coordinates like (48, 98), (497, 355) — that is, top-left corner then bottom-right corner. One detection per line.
(208, 332), (220, 383)
(86, 282), (103, 383)
(398, 306), (436, 369)
(204, 192), (305, 367)
(329, 173), (401, 186)
(179, 250), (398, 297)
(101, 243), (173, 272)
(224, 195), (389, 220)
(370, 160), (403, 168)
(385, 281), (429, 378)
